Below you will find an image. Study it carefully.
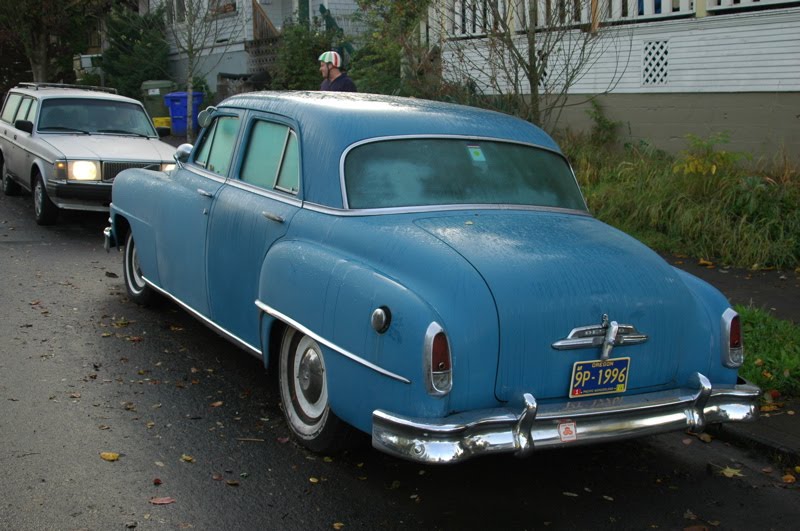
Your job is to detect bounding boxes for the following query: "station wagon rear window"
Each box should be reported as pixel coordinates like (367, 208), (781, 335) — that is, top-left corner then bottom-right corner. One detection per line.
(344, 138), (586, 211)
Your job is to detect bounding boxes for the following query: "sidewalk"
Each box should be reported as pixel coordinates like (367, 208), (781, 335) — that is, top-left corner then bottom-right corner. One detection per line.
(666, 255), (800, 464)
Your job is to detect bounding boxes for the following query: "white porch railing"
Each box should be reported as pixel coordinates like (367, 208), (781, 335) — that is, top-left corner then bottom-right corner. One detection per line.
(435, 0), (799, 37)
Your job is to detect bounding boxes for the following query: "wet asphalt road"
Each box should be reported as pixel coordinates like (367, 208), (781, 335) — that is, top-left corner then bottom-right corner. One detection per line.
(0, 191), (797, 531)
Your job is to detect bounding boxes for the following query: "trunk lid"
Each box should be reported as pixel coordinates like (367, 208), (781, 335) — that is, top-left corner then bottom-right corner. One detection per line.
(415, 210), (693, 402)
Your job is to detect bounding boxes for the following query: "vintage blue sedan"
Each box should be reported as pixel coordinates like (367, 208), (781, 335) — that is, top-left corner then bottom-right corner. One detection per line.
(104, 92), (759, 464)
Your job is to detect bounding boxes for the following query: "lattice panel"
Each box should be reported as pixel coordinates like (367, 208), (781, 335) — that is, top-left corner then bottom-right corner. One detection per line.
(642, 40), (669, 86)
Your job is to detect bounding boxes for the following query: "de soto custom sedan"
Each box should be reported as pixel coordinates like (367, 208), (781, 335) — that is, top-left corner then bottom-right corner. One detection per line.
(104, 92), (759, 464)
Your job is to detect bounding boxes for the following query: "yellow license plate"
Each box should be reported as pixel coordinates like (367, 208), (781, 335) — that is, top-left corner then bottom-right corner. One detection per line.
(569, 357), (630, 398)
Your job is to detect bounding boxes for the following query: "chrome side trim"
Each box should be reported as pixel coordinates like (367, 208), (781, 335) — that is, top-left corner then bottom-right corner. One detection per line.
(144, 278), (262, 358)
(372, 373), (760, 464)
(302, 201), (591, 218)
(255, 300), (411, 384)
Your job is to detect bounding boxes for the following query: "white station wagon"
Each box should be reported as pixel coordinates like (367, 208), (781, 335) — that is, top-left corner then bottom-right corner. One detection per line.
(0, 83), (176, 225)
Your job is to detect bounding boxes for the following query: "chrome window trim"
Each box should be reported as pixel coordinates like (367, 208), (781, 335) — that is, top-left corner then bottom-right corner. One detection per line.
(337, 134), (587, 211)
(224, 178), (303, 207)
(302, 200), (592, 218)
(144, 277), (262, 358)
(255, 300), (411, 384)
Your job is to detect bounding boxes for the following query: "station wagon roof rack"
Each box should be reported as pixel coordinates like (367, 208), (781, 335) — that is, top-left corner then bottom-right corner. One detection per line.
(16, 82), (118, 94)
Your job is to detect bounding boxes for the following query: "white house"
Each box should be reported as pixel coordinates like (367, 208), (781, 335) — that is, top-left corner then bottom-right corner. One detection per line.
(141, 0), (361, 93)
(427, 0), (800, 161)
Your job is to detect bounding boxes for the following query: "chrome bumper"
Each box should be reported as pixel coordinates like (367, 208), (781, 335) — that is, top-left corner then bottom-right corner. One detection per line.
(372, 373), (760, 464)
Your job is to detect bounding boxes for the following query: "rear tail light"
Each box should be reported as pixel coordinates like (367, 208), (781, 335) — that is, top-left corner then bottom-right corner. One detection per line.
(721, 308), (744, 368)
(425, 322), (452, 396)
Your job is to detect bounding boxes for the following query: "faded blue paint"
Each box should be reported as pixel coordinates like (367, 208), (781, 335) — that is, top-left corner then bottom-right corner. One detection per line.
(108, 92), (743, 441)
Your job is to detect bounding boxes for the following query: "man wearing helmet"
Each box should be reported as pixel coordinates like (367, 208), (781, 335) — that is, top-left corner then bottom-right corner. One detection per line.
(318, 51), (357, 92)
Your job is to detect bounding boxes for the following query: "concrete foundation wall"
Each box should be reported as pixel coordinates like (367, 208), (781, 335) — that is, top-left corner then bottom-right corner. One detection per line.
(557, 93), (800, 165)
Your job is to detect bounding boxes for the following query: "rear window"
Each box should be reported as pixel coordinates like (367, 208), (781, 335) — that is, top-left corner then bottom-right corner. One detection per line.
(344, 138), (586, 211)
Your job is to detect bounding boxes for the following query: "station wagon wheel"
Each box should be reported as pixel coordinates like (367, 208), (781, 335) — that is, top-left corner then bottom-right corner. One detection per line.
(33, 172), (58, 225)
(123, 231), (157, 306)
(279, 327), (350, 453)
(1, 158), (21, 196)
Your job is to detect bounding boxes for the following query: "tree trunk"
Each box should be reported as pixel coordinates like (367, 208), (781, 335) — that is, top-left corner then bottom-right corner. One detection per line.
(28, 32), (49, 82)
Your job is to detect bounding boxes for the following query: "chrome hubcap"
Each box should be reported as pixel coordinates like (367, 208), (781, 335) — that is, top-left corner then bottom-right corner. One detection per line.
(298, 347), (323, 404)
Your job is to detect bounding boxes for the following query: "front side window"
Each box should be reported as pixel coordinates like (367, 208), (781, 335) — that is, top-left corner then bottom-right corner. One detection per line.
(1, 93), (22, 123)
(344, 138), (586, 211)
(38, 98), (157, 137)
(240, 119), (299, 194)
(194, 116), (239, 177)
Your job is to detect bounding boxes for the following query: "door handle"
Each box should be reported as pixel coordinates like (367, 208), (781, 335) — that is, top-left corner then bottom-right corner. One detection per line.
(261, 211), (284, 223)
(197, 188), (213, 198)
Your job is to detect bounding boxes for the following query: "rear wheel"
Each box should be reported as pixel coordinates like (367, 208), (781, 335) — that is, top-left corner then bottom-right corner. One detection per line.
(123, 231), (157, 305)
(1, 159), (21, 196)
(33, 173), (58, 225)
(279, 327), (350, 453)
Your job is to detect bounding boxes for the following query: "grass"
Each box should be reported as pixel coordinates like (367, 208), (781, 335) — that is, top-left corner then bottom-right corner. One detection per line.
(737, 305), (800, 398)
(561, 133), (800, 270)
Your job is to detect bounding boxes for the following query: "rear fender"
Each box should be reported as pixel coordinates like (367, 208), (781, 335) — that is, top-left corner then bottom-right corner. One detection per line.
(257, 240), (451, 434)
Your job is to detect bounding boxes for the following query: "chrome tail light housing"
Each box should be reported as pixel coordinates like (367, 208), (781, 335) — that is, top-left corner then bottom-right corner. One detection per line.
(721, 308), (744, 368)
(424, 322), (452, 396)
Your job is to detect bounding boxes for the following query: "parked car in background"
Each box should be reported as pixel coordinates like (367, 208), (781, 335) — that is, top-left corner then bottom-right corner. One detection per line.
(0, 83), (175, 225)
(104, 92), (759, 464)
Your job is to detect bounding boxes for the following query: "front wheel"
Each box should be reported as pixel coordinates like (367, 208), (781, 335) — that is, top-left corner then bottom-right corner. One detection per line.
(279, 327), (350, 453)
(123, 231), (157, 305)
(33, 174), (58, 225)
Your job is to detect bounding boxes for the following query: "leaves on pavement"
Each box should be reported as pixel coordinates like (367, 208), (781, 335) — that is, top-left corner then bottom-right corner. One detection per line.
(100, 452), (120, 462)
(149, 497), (176, 505)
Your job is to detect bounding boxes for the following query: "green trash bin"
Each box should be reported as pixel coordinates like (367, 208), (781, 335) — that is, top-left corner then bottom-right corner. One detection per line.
(140, 80), (176, 122)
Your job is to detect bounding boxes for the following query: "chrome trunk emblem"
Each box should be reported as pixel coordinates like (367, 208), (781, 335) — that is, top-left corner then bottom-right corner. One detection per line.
(552, 314), (648, 358)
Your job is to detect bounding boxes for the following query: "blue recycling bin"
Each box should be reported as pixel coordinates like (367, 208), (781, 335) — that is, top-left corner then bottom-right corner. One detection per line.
(163, 91), (204, 136)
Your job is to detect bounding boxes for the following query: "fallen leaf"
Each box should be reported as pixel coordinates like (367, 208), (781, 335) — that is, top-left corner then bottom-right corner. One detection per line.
(149, 497), (176, 505)
(694, 432), (713, 443)
(761, 466), (773, 474)
(760, 404), (780, 413)
(795, 466), (800, 474)
(128, 336), (144, 343)
(210, 401), (223, 408)
(226, 480), (240, 487)
(720, 466), (744, 478)
(98, 425), (111, 430)
(105, 271), (118, 278)
(212, 473), (223, 481)
(100, 452), (120, 462)
(333, 524), (345, 530)
(603, 495), (614, 501)
(153, 478), (162, 486)
(562, 492), (579, 497)
(682, 438), (693, 446)
(155, 461), (165, 467)
(309, 477), (320, 484)
(69, 392), (81, 399)
(180, 454), (194, 463)
(101, 332), (113, 338)
(277, 437), (289, 444)
(323, 456), (333, 463)
(698, 258), (714, 267)
(169, 325), (184, 331)
(783, 474), (796, 484)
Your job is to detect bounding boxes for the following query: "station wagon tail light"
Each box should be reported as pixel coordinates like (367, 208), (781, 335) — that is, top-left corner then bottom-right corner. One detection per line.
(721, 308), (744, 368)
(56, 159), (101, 181)
(424, 322), (452, 396)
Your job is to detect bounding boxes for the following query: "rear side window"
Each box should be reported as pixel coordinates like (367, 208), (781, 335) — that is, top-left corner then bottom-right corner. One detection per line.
(1, 93), (22, 123)
(239, 119), (299, 194)
(194, 116), (239, 177)
(15, 98), (32, 122)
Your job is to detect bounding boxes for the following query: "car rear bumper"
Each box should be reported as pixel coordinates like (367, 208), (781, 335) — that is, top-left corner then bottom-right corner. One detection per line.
(372, 373), (760, 464)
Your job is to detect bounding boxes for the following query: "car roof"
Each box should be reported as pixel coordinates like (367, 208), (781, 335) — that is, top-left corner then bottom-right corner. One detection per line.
(218, 91), (563, 208)
(10, 84), (140, 104)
